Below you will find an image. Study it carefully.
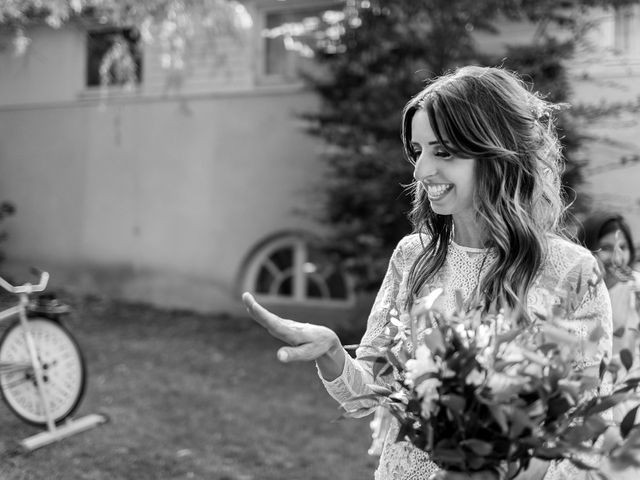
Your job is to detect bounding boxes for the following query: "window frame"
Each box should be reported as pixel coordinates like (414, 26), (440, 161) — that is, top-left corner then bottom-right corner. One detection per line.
(242, 233), (356, 307)
(613, 4), (639, 56)
(84, 24), (144, 91)
(255, 0), (344, 86)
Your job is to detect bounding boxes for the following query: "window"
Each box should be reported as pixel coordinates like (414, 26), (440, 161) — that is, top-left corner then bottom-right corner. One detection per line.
(613, 5), (639, 55)
(86, 28), (143, 87)
(583, 5), (640, 59)
(244, 234), (354, 305)
(261, 2), (343, 81)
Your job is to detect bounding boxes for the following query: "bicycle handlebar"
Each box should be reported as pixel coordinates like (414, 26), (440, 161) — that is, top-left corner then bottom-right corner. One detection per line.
(0, 269), (49, 294)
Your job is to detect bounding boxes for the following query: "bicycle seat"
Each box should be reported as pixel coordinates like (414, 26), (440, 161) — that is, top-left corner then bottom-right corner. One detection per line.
(27, 293), (71, 315)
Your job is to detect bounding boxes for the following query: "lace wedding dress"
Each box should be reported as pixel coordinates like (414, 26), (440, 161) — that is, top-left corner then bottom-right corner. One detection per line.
(319, 233), (613, 480)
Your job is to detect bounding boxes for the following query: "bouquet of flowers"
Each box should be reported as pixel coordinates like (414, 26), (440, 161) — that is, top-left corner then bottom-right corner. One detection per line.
(341, 286), (640, 478)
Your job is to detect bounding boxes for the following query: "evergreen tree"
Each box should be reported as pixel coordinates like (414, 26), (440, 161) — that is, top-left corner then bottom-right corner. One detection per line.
(298, 0), (636, 290)
(498, 40), (592, 215)
(301, 1), (502, 289)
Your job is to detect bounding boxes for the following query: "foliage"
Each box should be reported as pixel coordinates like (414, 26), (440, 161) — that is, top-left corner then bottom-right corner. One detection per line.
(298, 0), (508, 290)
(283, 0), (639, 291)
(342, 286), (640, 477)
(0, 0), (252, 86)
(0, 0), (250, 26)
(496, 40), (593, 215)
(572, 96), (640, 179)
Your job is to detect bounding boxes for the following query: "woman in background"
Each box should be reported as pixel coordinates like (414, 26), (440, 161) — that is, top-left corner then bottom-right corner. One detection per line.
(579, 211), (640, 423)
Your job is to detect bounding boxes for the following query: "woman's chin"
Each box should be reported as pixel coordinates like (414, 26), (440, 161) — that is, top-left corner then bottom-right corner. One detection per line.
(429, 202), (451, 216)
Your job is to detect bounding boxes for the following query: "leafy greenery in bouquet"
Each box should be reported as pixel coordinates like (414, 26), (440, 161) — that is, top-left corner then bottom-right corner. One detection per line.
(341, 286), (640, 478)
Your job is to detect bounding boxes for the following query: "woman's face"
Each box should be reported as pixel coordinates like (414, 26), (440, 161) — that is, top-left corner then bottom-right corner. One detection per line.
(596, 229), (631, 270)
(410, 109), (476, 221)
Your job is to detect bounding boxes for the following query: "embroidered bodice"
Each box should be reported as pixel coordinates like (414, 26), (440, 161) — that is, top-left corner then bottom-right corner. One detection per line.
(319, 233), (613, 480)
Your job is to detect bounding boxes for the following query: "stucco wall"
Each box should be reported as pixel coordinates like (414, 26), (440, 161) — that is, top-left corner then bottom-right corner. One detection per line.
(0, 7), (350, 316)
(0, 87), (327, 314)
(0, 17), (330, 315)
(0, 25), (86, 106)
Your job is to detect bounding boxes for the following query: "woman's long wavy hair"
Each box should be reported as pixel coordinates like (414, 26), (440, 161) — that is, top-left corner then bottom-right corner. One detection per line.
(402, 66), (567, 320)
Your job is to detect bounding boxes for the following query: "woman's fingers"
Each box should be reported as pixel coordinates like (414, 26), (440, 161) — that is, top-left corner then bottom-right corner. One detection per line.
(242, 292), (305, 345)
(242, 292), (277, 329)
(243, 292), (288, 333)
(278, 342), (327, 363)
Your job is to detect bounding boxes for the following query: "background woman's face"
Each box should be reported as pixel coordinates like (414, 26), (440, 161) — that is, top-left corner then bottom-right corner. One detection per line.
(410, 110), (476, 221)
(596, 229), (631, 270)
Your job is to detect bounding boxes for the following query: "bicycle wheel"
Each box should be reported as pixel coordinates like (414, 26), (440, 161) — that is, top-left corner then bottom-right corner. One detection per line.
(0, 317), (87, 426)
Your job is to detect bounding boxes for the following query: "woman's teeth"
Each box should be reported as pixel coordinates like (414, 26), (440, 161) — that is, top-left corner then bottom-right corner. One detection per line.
(426, 184), (453, 199)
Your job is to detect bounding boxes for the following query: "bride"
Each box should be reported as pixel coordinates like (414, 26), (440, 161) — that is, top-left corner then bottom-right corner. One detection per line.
(243, 65), (612, 480)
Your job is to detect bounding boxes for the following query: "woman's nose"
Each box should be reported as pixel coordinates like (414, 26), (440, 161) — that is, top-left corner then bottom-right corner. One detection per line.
(413, 154), (436, 181)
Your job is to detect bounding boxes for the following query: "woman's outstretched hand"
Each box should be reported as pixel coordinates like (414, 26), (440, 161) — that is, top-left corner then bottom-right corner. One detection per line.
(242, 293), (345, 376)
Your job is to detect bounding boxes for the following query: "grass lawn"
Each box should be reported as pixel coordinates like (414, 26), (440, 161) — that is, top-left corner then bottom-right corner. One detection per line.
(0, 294), (377, 480)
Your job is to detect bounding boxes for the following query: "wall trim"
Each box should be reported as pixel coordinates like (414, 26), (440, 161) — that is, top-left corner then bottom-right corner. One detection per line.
(0, 82), (309, 113)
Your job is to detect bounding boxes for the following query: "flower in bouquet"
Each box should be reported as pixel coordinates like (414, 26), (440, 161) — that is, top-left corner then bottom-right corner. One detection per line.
(341, 284), (640, 478)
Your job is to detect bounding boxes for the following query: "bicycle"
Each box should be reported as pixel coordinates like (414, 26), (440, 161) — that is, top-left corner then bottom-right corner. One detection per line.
(0, 269), (105, 450)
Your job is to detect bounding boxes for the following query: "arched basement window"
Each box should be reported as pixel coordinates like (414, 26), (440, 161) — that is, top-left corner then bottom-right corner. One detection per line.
(244, 234), (354, 306)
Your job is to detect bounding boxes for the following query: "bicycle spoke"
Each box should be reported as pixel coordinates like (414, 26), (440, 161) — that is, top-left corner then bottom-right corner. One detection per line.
(0, 362), (31, 375)
(2, 377), (34, 389)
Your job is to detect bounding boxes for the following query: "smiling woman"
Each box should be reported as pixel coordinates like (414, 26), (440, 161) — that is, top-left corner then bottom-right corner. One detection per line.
(242, 66), (613, 480)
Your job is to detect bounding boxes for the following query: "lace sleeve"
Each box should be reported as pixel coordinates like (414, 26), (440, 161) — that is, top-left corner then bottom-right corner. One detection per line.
(317, 237), (407, 413)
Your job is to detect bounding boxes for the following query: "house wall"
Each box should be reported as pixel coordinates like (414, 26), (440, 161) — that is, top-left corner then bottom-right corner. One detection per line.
(0, 26), (86, 106)
(0, 21), (327, 316)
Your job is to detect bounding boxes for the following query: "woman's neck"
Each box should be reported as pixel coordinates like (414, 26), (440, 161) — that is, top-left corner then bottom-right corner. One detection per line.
(452, 216), (484, 249)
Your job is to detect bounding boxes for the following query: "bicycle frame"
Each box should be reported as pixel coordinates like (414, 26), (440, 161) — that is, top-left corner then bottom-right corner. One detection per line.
(0, 302), (24, 325)
(0, 303), (31, 378)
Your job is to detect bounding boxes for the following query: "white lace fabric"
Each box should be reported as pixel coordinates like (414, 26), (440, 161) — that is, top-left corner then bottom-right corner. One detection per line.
(318, 233), (613, 480)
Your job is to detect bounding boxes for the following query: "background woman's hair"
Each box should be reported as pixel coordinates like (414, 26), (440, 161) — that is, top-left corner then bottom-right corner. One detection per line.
(401, 65), (567, 318)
